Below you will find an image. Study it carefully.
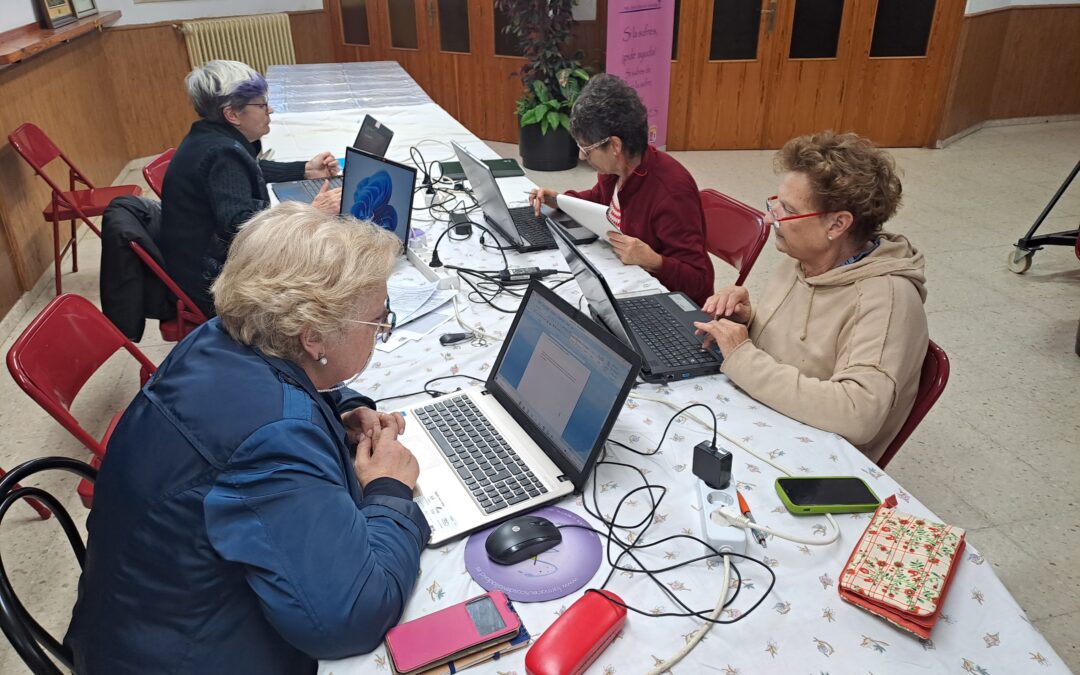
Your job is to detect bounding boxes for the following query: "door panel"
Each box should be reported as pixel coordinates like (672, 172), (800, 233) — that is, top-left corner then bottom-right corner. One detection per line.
(761, 0), (859, 147)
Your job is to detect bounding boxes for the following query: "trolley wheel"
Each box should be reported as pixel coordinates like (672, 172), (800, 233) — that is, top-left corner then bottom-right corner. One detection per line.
(1008, 247), (1034, 274)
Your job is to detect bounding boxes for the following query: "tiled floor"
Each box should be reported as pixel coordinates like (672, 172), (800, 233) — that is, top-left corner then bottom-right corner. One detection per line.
(1, 121), (1077, 673)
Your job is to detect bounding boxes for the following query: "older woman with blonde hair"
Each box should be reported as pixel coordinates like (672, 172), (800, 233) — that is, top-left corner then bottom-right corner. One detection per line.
(66, 202), (430, 675)
(695, 131), (928, 463)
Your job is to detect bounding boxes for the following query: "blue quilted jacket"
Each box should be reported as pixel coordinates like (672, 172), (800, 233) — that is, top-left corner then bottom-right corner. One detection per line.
(65, 319), (430, 674)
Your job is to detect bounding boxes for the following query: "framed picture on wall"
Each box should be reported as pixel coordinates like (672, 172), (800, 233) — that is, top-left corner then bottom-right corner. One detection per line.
(71, 0), (98, 19)
(37, 0), (78, 28)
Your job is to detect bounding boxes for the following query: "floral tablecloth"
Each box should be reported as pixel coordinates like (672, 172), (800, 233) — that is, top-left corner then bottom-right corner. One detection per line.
(257, 64), (1067, 675)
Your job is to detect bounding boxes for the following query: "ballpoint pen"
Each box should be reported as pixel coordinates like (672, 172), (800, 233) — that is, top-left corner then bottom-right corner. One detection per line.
(737, 490), (768, 549)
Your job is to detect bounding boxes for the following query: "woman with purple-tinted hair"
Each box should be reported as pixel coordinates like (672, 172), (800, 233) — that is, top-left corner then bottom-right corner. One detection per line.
(160, 60), (343, 316)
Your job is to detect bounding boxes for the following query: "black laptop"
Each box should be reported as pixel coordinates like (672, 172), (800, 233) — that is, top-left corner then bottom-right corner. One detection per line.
(548, 221), (724, 383)
(272, 115), (395, 203)
(452, 141), (596, 253)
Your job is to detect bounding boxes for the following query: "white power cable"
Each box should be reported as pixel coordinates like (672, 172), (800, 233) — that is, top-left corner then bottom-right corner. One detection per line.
(451, 295), (501, 343)
(646, 554), (731, 675)
(626, 391), (841, 546)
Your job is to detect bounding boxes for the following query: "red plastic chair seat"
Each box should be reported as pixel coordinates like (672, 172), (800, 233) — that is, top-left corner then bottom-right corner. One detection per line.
(43, 185), (142, 221)
(143, 148), (175, 198)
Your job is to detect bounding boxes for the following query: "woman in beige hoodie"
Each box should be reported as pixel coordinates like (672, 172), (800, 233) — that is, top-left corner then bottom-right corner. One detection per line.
(694, 132), (928, 463)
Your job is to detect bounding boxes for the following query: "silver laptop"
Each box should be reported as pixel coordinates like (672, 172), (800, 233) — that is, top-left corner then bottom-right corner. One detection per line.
(450, 141), (597, 252)
(397, 282), (641, 545)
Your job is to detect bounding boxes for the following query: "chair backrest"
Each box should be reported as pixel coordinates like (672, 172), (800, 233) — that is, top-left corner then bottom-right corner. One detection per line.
(876, 339), (949, 469)
(129, 242), (209, 332)
(143, 147), (175, 198)
(8, 122), (94, 195)
(700, 189), (770, 286)
(6, 294), (157, 456)
(0, 457), (95, 674)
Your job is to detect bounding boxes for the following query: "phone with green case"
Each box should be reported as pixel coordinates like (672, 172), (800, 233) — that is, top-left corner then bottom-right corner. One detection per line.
(775, 476), (880, 515)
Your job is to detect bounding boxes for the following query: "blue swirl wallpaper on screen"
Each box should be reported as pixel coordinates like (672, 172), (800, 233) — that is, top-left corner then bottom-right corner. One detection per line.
(342, 151), (414, 244)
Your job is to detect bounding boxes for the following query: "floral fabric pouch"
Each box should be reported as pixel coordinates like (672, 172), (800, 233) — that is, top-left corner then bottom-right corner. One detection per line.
(838, 495), (966, 639)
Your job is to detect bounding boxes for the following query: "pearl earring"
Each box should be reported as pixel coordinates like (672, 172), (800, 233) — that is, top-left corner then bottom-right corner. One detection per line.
(318, 356), (328, 366)
(827, 234), (833, 241)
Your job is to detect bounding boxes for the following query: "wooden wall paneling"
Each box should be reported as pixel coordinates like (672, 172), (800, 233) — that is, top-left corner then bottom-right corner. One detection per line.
(936, 12), (1008, 140)
(0, 32), (128, 308)
(990, 6), (1080, 120)
(0, 207), (27, 314)
(102, 24), (195, 161)
(291, 10), (335, 64)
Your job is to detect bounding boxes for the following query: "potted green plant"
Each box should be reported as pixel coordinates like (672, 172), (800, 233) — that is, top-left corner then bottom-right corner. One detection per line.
(495, 0), (589, 171)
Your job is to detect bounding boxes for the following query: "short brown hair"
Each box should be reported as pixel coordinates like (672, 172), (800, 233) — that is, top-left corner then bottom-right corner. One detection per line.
(776, 131), (902, 243)
(212, 202), (401, 362)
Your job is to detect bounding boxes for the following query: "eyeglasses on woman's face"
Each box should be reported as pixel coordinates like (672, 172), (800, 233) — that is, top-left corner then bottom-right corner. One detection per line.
(346, 301), (396, 344)
(765, 195), (830, 225)
(577, 137), (611, 159)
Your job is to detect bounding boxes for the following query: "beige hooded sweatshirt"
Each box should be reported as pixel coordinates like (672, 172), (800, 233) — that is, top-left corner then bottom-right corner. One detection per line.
(720, 232), (929, 463)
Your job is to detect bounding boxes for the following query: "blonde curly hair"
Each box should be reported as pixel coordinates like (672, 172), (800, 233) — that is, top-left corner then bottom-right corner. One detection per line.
(776, 131), (903, 243)
(211, 202), (402, 362)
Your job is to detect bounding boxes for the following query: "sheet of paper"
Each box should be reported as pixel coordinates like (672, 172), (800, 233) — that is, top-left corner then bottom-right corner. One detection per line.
(388, 279), (440, 326)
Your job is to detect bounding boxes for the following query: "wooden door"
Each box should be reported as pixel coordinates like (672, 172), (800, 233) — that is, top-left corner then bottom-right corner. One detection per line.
(670, 0), (781, 150)
(670, 0), (964, 149)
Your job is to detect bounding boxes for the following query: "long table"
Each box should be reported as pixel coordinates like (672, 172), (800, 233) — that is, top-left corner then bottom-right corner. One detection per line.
(263, 64), (1068, 675)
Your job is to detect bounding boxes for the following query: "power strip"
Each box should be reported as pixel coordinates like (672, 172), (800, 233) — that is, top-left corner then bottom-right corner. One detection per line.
(696, 479), (747, 557)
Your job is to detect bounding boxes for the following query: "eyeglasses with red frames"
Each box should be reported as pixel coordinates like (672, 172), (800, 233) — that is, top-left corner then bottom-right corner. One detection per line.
(765, 195), (830, 224)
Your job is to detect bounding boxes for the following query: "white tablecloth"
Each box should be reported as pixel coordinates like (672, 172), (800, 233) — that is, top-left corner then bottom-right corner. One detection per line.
(257, 64), (1069, 675)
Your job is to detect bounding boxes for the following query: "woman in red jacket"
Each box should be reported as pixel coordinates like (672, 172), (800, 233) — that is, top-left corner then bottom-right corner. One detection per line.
(529, 74), (714, 305)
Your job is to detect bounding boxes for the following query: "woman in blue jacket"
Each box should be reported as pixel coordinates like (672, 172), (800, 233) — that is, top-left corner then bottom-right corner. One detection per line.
(65, 202), (430, 674)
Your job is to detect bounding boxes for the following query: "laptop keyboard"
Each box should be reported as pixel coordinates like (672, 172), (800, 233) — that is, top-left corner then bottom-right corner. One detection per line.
(415, 395), (548, 515)
(618, 296), (723, 368)
(508, 207), (556, 246)
(298, 176), (343, 199)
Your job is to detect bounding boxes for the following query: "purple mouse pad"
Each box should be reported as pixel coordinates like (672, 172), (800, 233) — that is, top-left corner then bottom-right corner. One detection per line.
(464, 506), (602, 602)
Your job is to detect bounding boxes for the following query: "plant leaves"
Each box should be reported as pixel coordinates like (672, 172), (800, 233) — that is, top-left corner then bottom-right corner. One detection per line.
(532, 80), (553, 104)
(545, 111), (561, 131)
(521, 103), (548, 126)
(540, 116), (551, 135)
(557, 112), (571, 130)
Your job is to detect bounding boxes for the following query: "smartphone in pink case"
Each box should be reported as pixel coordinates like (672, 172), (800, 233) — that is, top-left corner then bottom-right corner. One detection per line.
(385, 591), (522, 675)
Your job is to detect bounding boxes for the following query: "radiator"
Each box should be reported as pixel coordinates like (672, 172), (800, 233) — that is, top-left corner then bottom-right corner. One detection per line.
(181, 14), (296, 75)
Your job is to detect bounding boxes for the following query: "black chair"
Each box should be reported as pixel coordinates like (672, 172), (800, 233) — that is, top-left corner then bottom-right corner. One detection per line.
(0, 457), (96, 675)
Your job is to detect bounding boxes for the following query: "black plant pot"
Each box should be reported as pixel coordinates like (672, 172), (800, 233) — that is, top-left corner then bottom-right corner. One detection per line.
(519, 123), (578, 172)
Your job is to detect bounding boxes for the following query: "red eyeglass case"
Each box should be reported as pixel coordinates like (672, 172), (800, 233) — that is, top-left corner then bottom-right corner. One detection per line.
(525, 590), (626, 675)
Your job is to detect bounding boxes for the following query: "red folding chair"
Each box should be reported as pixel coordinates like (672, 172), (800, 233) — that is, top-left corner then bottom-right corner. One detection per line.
(129, 241), (208, 342)
(876, 340), (950, 469)
(700, 189), (770, 287)
(6, 294), (157, 508)
(8, 123), (143, 295)
(142, 148), (175, 198)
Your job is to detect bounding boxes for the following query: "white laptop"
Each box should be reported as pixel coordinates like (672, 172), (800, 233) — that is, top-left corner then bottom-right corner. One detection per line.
(397, 282), (642, 545)
(556, 194), (620, 241)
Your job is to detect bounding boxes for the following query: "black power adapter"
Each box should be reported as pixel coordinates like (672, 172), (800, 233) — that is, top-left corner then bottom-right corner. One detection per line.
(449, 211), (472, 236)
(692, 440), (732, 490)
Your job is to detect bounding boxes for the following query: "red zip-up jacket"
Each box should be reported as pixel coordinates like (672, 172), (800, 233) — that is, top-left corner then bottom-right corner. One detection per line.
(565, 145), (714, 305)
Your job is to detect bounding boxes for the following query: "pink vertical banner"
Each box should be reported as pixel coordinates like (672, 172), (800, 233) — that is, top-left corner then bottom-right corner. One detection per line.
(605, 0), (677, 148)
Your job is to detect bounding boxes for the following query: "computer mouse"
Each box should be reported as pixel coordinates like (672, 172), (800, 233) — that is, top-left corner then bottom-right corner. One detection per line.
(485, 515), (562, 565)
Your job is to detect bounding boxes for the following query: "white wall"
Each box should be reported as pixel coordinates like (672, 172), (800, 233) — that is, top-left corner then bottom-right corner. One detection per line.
(966, 0), (1078, 14)
(2, 1), (41, 33)
(1, 0), (319, 32)
(99, 0), (320, 26)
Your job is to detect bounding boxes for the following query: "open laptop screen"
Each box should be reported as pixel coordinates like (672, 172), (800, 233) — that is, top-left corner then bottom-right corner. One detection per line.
(548, 222), (634, 348)
(489, 284), (639, 483)
(340, 146), (417, 250)
(452, 142), (519, 244)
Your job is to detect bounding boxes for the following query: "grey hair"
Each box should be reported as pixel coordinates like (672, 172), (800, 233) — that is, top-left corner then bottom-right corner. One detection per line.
(569, 74), (649, 158)
(212, 202), (402, 363)
(184, 60), (268, 123)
